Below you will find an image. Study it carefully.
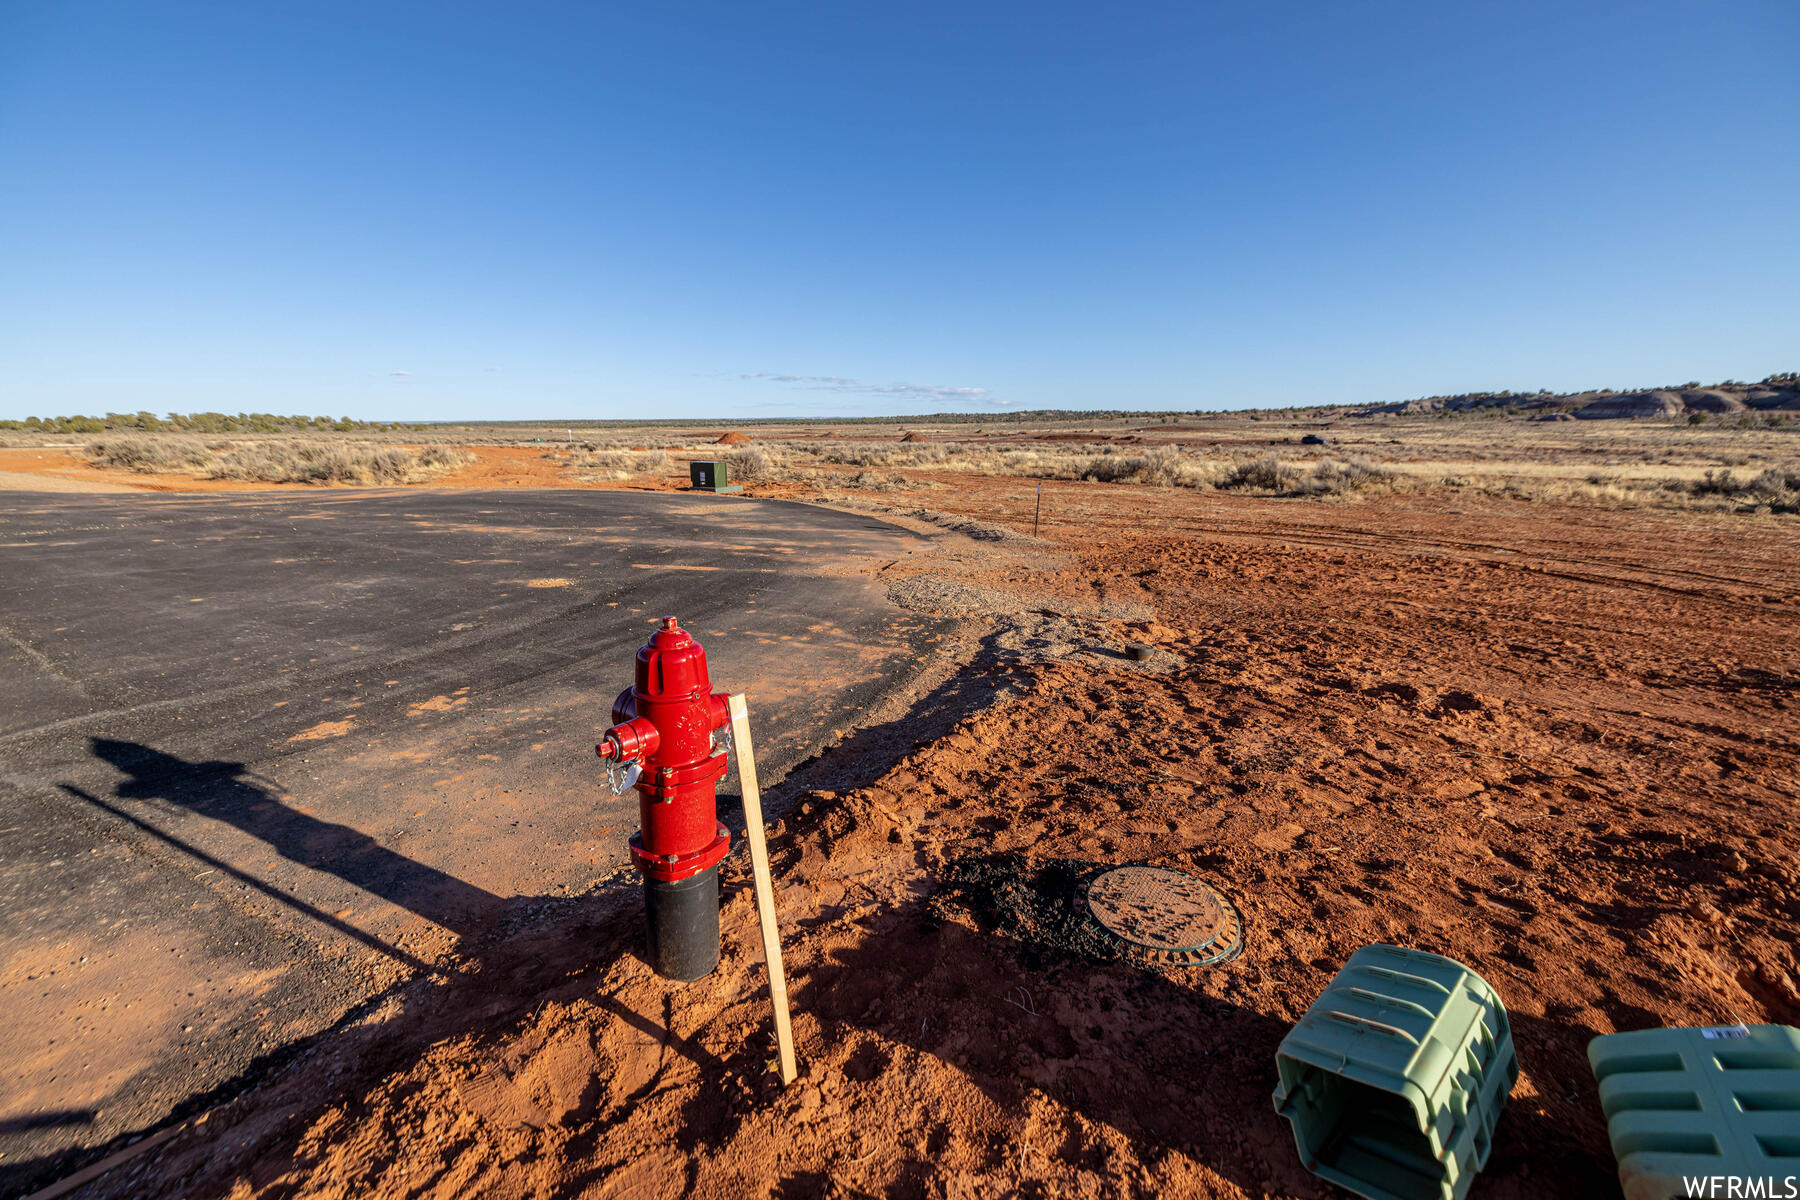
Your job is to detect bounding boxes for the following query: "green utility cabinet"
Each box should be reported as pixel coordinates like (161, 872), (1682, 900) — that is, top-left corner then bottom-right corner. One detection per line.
(1273, 945), (1518, 1200)
(689, 461), (742, 493)
(1589, 1023), (1800, 1200)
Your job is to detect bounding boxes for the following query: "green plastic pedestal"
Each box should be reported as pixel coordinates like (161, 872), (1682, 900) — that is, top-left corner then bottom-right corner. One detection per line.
(1589, 1023), (1800, 1200)
(689, 460), (742, 493)
(1273, 945), (1518, 1200)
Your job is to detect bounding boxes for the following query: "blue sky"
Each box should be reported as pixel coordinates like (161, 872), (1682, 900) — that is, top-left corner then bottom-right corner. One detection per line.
(2, 2), (1795, 420)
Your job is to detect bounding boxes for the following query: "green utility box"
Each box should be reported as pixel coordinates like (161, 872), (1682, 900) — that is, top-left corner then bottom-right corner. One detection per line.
(1589, 1023), (1800, 1200)
(1273, 945), (1518, 1200)
(689, 460), (742, 493)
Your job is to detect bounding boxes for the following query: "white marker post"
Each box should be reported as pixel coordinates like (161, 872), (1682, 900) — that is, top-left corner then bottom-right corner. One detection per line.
(725, 693), (798, 1085)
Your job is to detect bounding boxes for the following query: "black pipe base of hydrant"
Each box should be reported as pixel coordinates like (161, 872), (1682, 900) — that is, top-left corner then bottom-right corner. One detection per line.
(644, 867), (721, 982)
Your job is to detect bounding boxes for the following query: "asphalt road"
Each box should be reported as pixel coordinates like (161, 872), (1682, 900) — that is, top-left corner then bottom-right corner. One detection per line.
(0, 488), (946, 1190)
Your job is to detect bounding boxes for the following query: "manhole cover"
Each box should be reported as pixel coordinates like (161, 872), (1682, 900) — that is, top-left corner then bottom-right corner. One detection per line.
(1085, 866), (1243, 965)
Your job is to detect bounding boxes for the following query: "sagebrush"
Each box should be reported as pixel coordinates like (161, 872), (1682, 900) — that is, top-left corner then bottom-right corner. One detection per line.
(87, 438), (472, 484)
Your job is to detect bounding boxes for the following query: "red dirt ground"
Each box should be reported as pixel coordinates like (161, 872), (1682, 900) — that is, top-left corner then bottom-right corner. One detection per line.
(18, 460), (1800, 1199)
(0, 445), (803, 498)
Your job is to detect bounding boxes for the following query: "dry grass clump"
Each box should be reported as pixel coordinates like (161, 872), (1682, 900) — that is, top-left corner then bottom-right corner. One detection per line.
(1217, 455), (1401, 496)
(86, 436), (214, 473)
(817, 468), (916, 493)
(1294, 457), (1402, 495)
(736, 441), (1357, 493)
(561, 447), (674, 480)
(1688, 465), (1800, 511)
(800, 442), (960, 468)
(1441, 462), (1800, 514)
(206, 442), (472, 484)
(1219, 456), (1299, 491)
(87, 438), (472, 484)
(1066, 444), (1213, 487)
(725, 444), (789, 482)
(791, 440), (1216, 487)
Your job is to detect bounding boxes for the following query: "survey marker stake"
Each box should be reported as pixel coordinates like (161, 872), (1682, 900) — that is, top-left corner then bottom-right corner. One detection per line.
(1033, 482), (1043, 537)
(726, 693), (799, 1086)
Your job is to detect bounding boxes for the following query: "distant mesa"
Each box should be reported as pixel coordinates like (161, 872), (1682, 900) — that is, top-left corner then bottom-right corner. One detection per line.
(1348, 376), (1798, 421)
(714, 432), (752, 445)
(1573, 392), (1691, 420)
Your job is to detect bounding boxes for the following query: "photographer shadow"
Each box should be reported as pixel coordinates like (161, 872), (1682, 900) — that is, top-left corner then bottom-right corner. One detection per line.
(9, 738), (711, 1200)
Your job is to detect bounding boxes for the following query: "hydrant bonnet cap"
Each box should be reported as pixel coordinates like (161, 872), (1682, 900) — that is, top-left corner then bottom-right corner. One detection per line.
(637, 617), (711, 700)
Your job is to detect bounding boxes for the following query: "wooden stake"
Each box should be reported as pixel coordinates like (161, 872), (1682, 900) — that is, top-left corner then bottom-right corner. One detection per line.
(726, 693), (798, 1085)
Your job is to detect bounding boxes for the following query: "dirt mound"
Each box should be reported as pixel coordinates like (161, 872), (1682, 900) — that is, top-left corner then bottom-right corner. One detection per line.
(714, 432), (752, 445)
(900, 432), (927, 443)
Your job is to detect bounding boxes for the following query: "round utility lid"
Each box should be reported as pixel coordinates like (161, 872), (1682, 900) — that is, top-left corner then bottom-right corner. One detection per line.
(1085, 866), (1242, 964)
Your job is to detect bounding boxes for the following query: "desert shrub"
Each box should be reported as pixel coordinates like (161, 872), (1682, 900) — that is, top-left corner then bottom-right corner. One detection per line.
(1752, 467), (1800, 496)
(86, 437), (212, 473)
(808, 442), (969, 468)
(36, 412), (411, 434)
(87, 438), (474, 485)
(725, 444), (786, 482)
(416, 445), (469, 470)
(1219, 455), (1299, 492)
(563, 448), (673, 480)
(1691, 468), (1741, 496)
(266, 447), (415, 484)
(1295, 458), (1399, 495)
(810, 443), (896, 467)
(792, 441), (1219, 488)
(1069, 445), (1211, 488)
(819, 469), (914, 492)
(1686, 466), (1800, 509)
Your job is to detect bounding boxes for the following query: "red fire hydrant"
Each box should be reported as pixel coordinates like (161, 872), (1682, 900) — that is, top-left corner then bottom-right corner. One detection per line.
(595, 616), (733, 980)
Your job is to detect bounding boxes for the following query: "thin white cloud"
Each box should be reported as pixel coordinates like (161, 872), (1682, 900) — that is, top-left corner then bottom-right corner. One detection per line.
(389, 370), (413, 377)
(740, 372), (1010, 406)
